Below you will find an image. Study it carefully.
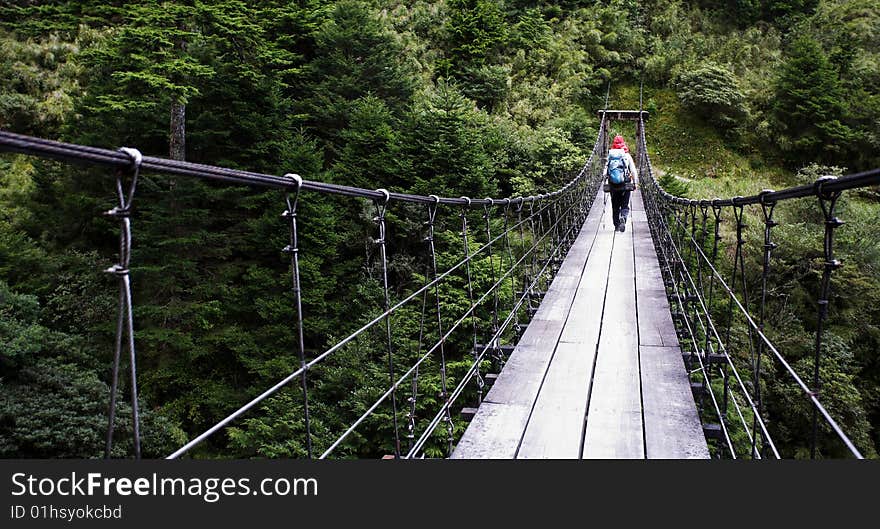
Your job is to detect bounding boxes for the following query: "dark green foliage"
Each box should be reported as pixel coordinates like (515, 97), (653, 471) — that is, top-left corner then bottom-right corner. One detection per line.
(0, 0), (877, 461)
(765, 0), (819, 21)
(442, 0), (508, 76)
(405, 81), (498, 198)
(0, 1), (121, 37)
(0, 281), (186, 457)
(801, 0), (880, 171)
(456, 63), (511, 110)
(734, 0), (762, 24)
(298, 0), (416, 154)
(690, 0), (818, 25)
(771, 36), (854, 167)
(331, 96), (410, 190)
(0, 34), (80, 135)
(658, 172), (690, 197)
(673, 61), (747, 129)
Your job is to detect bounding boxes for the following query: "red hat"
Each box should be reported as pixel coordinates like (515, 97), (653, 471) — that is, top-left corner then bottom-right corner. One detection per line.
(611, 135), (627, 150)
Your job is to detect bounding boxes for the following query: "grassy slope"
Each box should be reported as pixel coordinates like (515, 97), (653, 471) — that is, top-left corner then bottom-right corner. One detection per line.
(616, 82), (878, 247)
(612, 84), (792, 198)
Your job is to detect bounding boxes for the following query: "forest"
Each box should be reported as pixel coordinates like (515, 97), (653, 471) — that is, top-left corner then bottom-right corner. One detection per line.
(0, 0), (877, 459)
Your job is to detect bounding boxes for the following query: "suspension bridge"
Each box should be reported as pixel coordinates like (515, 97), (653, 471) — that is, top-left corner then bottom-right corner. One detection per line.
(1, 103), (877, 460)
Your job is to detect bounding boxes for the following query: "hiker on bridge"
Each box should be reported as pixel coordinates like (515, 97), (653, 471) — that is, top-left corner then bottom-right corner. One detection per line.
(604, 134), (639, 232)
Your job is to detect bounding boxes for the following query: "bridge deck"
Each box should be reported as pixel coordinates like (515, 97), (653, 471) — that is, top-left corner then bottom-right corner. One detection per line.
(451, 189), (709, 459)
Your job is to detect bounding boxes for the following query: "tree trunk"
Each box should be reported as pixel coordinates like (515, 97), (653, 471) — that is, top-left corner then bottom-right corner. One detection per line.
(169, 99), (186, 161)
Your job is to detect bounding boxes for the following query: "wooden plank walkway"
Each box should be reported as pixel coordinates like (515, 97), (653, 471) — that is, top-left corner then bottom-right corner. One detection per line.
(451, 189), (709, 459)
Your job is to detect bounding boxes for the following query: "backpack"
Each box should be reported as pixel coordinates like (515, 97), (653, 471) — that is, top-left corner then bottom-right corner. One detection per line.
(606, 151), (629, 185)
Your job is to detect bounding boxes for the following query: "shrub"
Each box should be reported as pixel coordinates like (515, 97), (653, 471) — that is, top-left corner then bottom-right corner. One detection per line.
(673, 61), (747, 129)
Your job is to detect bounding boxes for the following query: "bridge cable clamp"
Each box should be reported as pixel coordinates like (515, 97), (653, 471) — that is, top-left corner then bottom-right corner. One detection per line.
(373, 188), (390, 224)
(813, 175), (839, 201)
(483, 197), (493, 218)
(376, 188), (390, 206)
(281, 173), (303, 218)
(758, 188), (776, 205)
(111, 146), (142, 214)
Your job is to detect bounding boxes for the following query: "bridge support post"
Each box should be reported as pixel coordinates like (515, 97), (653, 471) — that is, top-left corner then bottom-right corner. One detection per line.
(282, 174), (313, 458)
(104, 147), (142, 460)
(459, 197), (485, 406)
(374, 189), (402, 458)
(810, 177), (844, 459)
(600, 118), (609, 174)
(635, 119), (643, 168)
(755, 190), (777, 459)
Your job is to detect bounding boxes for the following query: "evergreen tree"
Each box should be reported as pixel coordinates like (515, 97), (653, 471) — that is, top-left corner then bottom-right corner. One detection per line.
(331, 96), (411, 190)
(764, 0), (819, 22)
(771, 36), (854, 167)
(0, 281), (186, 457)
(442, 0), (508, 78)
(74, 1), (213, 155)
(298, 0), (416, 157)
(404, 81), (498, 199)
(0, 32), (81, 136)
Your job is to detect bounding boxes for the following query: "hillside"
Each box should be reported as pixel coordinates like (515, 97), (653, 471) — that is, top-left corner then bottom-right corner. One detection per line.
(0, 0), (877, 458)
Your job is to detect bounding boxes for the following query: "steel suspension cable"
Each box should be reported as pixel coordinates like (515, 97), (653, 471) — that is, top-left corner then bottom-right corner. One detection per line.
(166, 192), (563, 459)
(2, 115), (615, 459)
(638, 117), (865, 459)
(0, 130), (589, 206)
(327, 172), (601, 459)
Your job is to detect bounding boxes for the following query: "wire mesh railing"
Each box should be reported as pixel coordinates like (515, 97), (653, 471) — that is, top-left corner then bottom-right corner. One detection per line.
(0, 113), (608, 459)
(636, 113), (879, 459)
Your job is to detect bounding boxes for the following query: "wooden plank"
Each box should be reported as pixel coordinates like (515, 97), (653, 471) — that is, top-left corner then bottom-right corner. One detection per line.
(483, 332), (562, 406)
(516, 200), (614, 457)
(581, 215), (645, 459)
(516, 342), (593, 459)
(631, 190), (706, 458)
(631, 193), (680, 348)
(636, 289), (680, 347)
(632, 244), (660, 277)
(557, 205), (603, 265)
(630, 210), (648, 225)
(450, 402), (531, 459)
(451, 190), (606, 458)
(640, 345), (710, 459)
(558, 228), (614, 344)
(530, 276), (581, 322)
(485, 202), (607, 406)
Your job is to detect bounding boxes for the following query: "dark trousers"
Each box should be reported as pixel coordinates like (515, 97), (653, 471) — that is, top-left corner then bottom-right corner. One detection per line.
(611, 189), (631, 227)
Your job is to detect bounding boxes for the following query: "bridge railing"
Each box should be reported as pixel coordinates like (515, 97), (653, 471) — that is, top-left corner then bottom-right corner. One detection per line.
(0, 116), (608, 459)
(637, 115), (879, 459)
